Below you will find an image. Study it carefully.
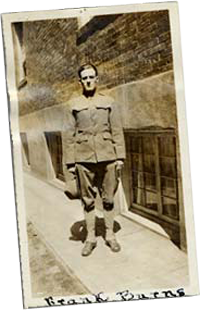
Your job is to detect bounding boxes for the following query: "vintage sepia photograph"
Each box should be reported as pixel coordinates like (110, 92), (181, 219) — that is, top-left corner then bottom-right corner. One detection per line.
(1, 2), (199, 308)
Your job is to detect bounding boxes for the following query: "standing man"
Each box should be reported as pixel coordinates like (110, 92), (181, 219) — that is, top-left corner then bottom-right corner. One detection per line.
(62, 63), (126, 256)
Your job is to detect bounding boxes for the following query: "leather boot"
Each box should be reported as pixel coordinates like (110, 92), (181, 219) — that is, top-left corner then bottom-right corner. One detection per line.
(82, 210), (97, 256)
(81, 241), (97, 257)
(103, 209), (121, 252)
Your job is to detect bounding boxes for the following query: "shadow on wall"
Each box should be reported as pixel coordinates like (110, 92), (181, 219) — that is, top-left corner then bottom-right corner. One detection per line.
(109, 71), (176, 130)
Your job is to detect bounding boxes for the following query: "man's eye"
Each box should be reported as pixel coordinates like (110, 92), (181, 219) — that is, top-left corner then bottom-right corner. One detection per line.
(89, 76), (95, 79)
(82, 77), (87, 80)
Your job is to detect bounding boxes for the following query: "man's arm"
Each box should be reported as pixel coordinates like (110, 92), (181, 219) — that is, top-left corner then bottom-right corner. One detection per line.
(110, 100), (126, 161)
(61, 103), (76, 170)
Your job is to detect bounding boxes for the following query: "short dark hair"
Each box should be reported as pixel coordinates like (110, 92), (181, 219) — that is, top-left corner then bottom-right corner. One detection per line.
(78, 63), (98, 78)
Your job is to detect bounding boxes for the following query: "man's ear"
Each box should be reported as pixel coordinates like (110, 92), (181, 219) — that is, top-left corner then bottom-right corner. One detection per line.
(96, 76), (99, 83)
(78, 78), (82, 86)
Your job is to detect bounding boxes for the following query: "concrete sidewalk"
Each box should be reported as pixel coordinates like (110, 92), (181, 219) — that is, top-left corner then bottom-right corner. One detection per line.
(24, 172), (189, 295)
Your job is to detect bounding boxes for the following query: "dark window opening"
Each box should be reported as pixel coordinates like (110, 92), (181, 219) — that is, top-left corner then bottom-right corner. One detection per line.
(12, 22), (27, 89)
(44, 132), (64, 182)
(20, 132), (30, 165)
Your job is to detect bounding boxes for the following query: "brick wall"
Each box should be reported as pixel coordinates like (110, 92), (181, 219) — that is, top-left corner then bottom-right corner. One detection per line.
(17, 10), (173, 115)
(19, 18), (79, 115)
(77, 11), (172, 89)
(24, 19), (78, 83)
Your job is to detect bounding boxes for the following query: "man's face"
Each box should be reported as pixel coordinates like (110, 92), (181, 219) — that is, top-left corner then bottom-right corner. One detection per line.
(79, 68), (98, 92)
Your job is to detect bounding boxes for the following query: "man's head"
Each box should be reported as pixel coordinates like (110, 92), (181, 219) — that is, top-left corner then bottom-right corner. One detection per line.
(78, 63), (98, 94)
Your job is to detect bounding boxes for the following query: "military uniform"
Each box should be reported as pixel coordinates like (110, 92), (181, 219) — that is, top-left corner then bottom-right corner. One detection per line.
(62, 92), (125, 164)
(62, 92), (126, 246)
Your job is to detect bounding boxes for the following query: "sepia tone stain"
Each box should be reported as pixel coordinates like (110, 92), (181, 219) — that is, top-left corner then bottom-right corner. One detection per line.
(27, 222), (89, 298)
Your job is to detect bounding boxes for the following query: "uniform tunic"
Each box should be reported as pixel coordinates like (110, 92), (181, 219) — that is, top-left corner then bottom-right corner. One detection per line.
(62, 92), (126, 210)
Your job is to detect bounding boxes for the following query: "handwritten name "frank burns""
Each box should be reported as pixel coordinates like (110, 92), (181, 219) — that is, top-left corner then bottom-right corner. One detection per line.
(44, 288), (185, 306)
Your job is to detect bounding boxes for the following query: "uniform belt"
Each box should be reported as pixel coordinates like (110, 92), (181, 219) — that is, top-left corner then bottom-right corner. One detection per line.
(77, 129), (110, 135)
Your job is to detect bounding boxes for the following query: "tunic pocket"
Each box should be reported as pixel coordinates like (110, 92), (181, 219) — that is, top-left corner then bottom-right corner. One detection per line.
(102, 132), (112, 141)
(76, 133), (88, 143)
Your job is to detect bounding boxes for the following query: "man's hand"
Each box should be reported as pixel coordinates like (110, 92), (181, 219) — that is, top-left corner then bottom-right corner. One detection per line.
(116, 160), (124, 170)
(115, 160), (124, 179)
(67, 164), (76, 173)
